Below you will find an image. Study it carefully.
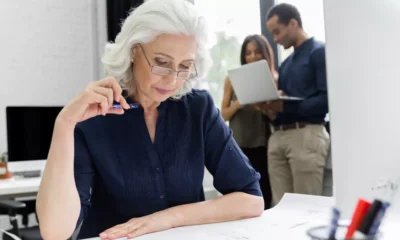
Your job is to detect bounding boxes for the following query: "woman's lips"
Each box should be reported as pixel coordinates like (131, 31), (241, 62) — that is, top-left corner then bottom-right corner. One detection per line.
(155, 88), (172, 95)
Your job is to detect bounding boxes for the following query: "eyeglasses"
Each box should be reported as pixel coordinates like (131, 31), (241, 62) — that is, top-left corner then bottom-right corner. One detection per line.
(138, 44), (198, 81)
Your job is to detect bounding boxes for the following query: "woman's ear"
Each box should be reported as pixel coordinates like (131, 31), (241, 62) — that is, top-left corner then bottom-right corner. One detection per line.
(131, 45), (138, 62)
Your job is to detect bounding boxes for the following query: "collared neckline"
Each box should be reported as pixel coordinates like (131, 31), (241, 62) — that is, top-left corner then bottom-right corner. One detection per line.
(123, 94), (168, 116)
(294, 37), (314, 53)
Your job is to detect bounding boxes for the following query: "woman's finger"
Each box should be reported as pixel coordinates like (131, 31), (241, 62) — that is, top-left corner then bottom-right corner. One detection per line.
(106, 108), (124, 115)
(127, 226), (147, 239)
(118, 96), (131, 110)
(100, 224), (125, 239)
(81, 89), (107, 104)
(83, 91), (109, 116)
(98, 77), (122, 100)
(101, 221), (140, 239)
(107, 226), (133, 239)
(92, 86), (114, 109)
(99, 100), (108, 116)
(99, 77), (131, 109)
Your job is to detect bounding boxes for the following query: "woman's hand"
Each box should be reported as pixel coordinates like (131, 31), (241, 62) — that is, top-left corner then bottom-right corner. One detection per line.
(253, 102), (277, 120)
(57, 77), (130, 127)
(99, 210), (175, 239)
(233, 100), (243, 109)
(252, 102), (265, 112)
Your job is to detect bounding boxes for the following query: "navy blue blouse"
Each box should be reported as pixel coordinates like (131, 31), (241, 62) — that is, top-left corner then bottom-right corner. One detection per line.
(73, 89), (262, 238)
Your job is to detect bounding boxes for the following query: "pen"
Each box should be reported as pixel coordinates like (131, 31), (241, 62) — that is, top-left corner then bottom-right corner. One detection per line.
(354, 199), (383, 237)
(327, 207), (340, 240)
(345, 198), (372, 238)
(368, 201), (390, 236)
(112, 103), (139, 109)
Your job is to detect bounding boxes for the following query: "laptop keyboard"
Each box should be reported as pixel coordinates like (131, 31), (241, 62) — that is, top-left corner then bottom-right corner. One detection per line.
(12, 170), (41, 178)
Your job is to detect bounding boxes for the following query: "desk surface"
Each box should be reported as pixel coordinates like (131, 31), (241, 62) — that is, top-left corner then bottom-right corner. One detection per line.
(83, 194), (398, 240)
(0, 160), (219, 199)
(0, 160), (45, 198)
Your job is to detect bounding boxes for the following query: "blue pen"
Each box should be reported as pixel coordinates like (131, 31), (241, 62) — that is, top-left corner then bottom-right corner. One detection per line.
(112, 103), (139, 109)
(328, 207), (341, 240)
(368, 201), (390, 236)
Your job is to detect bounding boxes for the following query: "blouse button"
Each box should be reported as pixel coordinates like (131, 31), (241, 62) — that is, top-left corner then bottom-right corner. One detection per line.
(229, 147), (233, 151)
(160, 195), (165, 199)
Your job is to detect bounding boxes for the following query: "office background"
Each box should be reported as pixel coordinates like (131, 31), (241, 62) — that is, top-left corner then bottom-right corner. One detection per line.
(0, 0), (330, 235)
(0, 0), (326, 154)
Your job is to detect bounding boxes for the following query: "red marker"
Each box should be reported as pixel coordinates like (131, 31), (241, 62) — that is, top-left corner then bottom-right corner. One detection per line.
(345, 198), (372, 238)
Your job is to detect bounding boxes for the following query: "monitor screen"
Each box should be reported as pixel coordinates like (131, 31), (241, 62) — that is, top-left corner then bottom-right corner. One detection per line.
(6, 106), (63, 161)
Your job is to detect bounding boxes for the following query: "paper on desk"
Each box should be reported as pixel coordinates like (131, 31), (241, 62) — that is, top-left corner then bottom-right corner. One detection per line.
(274, 193), (334, 210)
(136, 194), (333, 240)
(84, 194), (334, 240)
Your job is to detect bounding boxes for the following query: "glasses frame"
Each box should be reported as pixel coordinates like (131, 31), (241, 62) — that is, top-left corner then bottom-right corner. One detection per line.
(137, 43), (198, 81)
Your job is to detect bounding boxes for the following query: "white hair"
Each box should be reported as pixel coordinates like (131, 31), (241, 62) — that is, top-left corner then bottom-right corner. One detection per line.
(101, 0), (212, 99)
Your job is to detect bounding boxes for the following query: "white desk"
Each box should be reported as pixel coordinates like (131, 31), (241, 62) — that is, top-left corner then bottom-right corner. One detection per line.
(0, 160), (45, 199)
(84, 194), (399, 240)
(0, 161), (220, 200)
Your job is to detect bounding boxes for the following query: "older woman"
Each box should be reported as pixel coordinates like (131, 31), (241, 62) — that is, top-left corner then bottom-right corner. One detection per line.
(36, 0), (264, 239)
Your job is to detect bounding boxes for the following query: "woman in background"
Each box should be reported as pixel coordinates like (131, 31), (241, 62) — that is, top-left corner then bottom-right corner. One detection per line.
(221, 34), (278, 209)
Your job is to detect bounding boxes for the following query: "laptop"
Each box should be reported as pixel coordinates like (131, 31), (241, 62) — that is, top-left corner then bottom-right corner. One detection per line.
(228, 59), (304, 105)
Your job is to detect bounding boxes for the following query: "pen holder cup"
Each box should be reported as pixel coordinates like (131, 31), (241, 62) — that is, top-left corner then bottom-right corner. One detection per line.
(307, 225), (380, 240)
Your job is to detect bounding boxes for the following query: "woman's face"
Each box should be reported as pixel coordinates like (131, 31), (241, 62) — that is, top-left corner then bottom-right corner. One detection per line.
(244, 41), (263, 64)
(133, 34), (197, 103)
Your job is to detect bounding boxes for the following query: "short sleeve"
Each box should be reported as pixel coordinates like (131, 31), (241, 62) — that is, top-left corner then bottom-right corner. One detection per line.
(74, 125), (95, 229)
(202, 92), (262, 197)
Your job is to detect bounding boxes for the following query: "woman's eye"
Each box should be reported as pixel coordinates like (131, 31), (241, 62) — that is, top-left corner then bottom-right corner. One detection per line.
(180, 64), (190, 69)
(155, 59), (168, 65)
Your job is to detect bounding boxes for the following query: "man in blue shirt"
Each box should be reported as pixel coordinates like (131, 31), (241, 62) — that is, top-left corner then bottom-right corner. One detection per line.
(262, 3), (330, 205)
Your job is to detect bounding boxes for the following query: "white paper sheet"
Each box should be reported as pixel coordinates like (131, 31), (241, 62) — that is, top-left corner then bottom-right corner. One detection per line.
(83, 193), (334, 240)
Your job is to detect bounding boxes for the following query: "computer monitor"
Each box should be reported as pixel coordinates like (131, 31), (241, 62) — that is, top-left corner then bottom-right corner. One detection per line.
(6, 106), (63, 161)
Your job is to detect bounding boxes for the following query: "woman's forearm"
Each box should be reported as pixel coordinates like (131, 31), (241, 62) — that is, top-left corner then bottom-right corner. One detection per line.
(168, 192), (264, 228)
(221, 101), (240, 121)
(36, 118), (81, 240)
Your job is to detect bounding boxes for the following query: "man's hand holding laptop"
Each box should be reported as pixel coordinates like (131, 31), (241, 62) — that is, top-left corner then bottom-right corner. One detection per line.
(253, 90), (286, 120)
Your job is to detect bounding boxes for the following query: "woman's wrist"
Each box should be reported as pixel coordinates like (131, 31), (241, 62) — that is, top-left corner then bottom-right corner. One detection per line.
(55, 115), (76, 132)
(233, 100), (241, 110)
(164, 206), (184, 228)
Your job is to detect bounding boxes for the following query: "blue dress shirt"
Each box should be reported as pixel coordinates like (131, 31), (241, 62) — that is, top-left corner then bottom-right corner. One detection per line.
(275, 37), (328, 125)
(74, 89), (262, 238)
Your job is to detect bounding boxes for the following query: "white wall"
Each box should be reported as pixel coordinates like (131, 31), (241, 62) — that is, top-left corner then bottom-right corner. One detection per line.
(324, 0), (400, 219)
(0, 0), (107, 153)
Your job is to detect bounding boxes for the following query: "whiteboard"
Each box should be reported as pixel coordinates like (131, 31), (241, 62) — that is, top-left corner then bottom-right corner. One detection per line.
(0, 0), (100, 151)
(324, 0), (400, 219)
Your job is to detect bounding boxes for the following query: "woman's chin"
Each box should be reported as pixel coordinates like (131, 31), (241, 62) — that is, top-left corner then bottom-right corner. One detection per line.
(148, 93), (172, 103)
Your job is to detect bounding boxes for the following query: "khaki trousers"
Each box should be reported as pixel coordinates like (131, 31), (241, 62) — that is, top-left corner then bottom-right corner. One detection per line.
(268, 124), (330, 205)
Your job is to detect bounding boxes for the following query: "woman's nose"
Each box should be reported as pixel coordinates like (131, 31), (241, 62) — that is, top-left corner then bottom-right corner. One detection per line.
(163, 71), (177, 84)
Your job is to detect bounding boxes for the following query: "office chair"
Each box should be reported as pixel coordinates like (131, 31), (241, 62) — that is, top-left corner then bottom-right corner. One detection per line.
(0, 199), (42, 240)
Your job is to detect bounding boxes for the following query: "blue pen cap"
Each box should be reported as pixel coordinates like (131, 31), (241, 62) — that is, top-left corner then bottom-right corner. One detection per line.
(111, 103), (139, 109)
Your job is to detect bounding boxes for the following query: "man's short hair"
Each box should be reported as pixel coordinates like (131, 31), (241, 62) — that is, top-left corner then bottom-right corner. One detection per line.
(266, 3), (303, 28)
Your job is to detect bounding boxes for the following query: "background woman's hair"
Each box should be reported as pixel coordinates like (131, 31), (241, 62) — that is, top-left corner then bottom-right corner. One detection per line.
(101, 0), (212, 99)
(240, 34), (276, 72)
